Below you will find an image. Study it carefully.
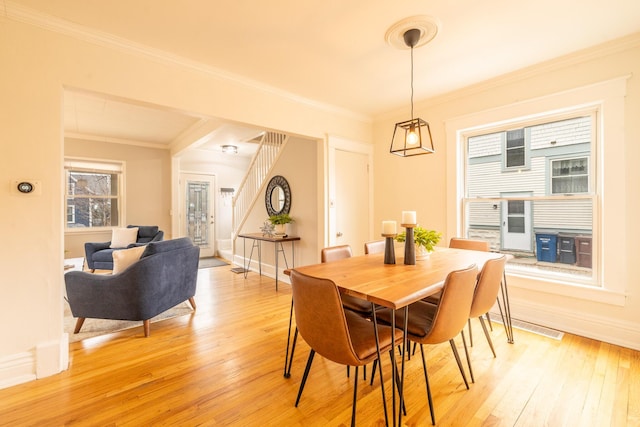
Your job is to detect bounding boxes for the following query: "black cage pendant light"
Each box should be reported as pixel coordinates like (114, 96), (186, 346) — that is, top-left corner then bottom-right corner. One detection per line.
(389, 28), (435, 157)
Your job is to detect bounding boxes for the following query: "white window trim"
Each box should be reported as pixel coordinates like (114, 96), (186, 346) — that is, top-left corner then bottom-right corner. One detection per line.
(446, 77), (628, 306)
(64, 157), (126, 233)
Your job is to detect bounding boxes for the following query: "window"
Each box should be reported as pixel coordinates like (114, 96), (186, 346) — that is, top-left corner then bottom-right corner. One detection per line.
(463, 112), (595, 285)
(551, 157), (589, 194)
(505, 128), (525, 168)
(65, 159), (123, 230)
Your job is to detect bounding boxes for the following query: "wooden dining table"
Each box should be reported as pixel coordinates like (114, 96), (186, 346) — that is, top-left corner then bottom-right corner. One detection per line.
(291, 246), (504, 426)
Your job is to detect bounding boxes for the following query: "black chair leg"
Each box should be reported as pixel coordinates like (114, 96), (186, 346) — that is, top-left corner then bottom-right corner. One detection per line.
(468, 318), (474, 347)
(284, 299), (296, 378)
(449, 338), (470, 389)
(485, 311), (494, 331)
(351, 366), (359, 427)
(295, 350), (315, 407)
(479, 316), (497, 358)
(285, 327), (298, 378)
(419, 344), (436, 425)
(460, 330), (474, 383)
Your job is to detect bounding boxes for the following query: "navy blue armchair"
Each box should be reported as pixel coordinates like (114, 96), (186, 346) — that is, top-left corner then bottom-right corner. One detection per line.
(66, 237), (200, 337)
(84, 225), (164, 271)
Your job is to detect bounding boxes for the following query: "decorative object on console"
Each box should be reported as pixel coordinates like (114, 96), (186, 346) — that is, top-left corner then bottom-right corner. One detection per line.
(387, 17), (438, 157)
(269, 213), (293, 236)
(381, 220), (397, 264)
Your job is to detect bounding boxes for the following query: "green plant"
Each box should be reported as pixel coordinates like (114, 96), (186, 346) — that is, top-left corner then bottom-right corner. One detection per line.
(395, 226), (442, 252)
(268, 213), (294, 225)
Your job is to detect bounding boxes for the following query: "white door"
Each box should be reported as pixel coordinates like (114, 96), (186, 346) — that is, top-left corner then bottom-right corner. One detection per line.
(181, 173), (215, 258)
(334, 149), (370, 256)
(501, 192), (532, 251)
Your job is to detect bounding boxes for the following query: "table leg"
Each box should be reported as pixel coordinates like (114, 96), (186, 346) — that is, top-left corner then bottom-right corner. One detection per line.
(500, 272), (514, 343)
(275, 241), (279, 291)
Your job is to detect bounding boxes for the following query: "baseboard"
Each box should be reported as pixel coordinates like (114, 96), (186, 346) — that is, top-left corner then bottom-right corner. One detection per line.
(232, 255), (291, 285)
(0, 351), (36, 390)
(510, 298), (640, 351)
(0, 334), (69, 390)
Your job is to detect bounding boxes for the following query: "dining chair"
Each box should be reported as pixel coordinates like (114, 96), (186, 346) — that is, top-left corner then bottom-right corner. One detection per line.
(284, 245), (371, 378)
(376, 264), (479, 425)
(290, 269), (403, 427)
(364, 240), (386, 255)
(464, 255), (507, 381)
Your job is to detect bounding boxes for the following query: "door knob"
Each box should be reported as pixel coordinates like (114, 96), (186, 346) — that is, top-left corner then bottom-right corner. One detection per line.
(336, 232), (343, 237)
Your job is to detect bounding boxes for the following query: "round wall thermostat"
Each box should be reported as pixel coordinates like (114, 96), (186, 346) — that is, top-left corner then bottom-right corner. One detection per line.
(17, 182), (34, 194)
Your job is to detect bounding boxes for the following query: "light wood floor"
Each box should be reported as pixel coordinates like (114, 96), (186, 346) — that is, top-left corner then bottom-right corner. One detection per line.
(1, 267), (638, 426)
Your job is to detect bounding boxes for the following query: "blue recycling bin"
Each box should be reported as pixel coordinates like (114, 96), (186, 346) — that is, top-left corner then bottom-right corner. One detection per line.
(535, 232), (558, 262)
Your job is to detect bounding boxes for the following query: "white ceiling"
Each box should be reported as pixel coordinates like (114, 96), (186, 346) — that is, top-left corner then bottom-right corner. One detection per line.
(12, 0), (640, 152)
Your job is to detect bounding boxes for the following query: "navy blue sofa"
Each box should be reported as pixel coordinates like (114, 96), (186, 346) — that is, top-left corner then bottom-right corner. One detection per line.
(84, 225), (164, 271)
(66, 237), (200, 337)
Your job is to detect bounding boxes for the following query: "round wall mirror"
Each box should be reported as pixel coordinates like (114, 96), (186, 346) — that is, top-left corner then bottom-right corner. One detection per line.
(265, 175), (291, 216)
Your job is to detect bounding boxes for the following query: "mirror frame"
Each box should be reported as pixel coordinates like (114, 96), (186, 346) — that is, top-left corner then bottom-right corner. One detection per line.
(265, 175), (291, 216)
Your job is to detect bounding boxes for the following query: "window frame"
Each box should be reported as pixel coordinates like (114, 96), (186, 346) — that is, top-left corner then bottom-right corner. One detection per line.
(64, 158), (125, 232)
(446, 77), (628, 306)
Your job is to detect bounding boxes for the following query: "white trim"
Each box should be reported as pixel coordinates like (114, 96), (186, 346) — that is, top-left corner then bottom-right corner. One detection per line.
(512, 297), (639, 351)
(446, 76), (629, 303)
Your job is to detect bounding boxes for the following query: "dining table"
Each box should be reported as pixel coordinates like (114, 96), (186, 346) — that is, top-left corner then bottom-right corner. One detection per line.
(291, 246), (505, 427)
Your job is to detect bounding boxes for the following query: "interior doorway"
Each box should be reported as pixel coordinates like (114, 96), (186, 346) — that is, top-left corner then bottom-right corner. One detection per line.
(328, 137), (373, 256)
(180, 173), (216, 258)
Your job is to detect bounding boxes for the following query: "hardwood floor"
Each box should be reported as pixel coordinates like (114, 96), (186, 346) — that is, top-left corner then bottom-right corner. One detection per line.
(1, 267), (638, 426)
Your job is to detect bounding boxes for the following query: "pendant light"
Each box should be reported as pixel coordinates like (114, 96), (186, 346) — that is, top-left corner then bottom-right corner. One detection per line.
(389, 26), (436, 157)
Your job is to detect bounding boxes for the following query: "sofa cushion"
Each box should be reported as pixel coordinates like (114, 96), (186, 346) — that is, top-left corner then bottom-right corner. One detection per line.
(110, 227), (139, 248)
(112, 245), (147, 274)
(141, 237), (194, 258)
(93, 248), (118, 263)
(129, 225), (159, 243)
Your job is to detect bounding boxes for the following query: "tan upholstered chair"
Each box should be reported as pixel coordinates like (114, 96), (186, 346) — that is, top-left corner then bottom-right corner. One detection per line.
(290, 269), (403, 426)
(321, 245), (373, 316)
(464, 255), (507, 381)
(364, 240), (386, 255)
(449, 237), (490, 252)
(377, 265), (478, 425)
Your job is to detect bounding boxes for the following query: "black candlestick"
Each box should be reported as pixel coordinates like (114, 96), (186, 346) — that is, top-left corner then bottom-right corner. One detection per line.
(383, 235), (396, 264)
(402, 224), (416, 265)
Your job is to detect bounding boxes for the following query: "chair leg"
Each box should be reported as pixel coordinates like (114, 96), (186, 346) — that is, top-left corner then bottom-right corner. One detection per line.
(468, 318), (474, 347)
(351, 366), (359, 427)
(285, 327), (298, 378)
(73, 317), (86, 334)
(460, 330), (474, 383)
(485, 312), (493, 331)
(295, 350), (315, 407)
(143, 319), (150, 337)
(479, 316), (497, 358)
(284, 298), (296, 378)
(188, 297), (196, 310)
(419, 344), (436, 425)
(449, 337), (470, 388)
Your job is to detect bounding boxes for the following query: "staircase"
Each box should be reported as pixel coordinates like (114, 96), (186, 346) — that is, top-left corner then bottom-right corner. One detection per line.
(227, 131), (288, 259)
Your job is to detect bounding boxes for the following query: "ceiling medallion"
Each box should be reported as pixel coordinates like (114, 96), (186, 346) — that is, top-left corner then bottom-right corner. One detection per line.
(385, 15), (439, 50)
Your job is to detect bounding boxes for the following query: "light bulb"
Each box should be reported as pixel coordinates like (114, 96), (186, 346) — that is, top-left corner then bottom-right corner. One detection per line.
(406, 126), (419, 146)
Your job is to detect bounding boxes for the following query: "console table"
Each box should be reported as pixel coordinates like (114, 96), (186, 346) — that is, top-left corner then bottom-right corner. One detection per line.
(238, 233), (300, 290)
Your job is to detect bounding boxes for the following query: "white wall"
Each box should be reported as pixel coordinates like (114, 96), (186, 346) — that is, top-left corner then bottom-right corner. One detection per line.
(372, 34), (640, 350)
(0, 15), (369, 389)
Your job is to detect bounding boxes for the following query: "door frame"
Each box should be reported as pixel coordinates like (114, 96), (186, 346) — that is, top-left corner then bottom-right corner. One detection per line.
(179, 172), (216, 258)
(327, 135), (374, 253)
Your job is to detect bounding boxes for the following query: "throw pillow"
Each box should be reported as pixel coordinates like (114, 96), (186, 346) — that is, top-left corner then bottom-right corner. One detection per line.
(110, 227), (139, 248)
(112, 245), (146, 274)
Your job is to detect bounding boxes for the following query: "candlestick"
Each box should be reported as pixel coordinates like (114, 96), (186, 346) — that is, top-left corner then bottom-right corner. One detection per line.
(404, 225), (416, 265)
(383, 236), (396, 264)
(382, 220), (397, 235)
(402, 211), (416, 225)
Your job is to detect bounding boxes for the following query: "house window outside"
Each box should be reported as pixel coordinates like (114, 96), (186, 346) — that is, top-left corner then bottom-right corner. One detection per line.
(505, 129), (526, 168)
(551, 157), (589, 194)
(65, 159), (123, 230)
(463, 113), (596, 286)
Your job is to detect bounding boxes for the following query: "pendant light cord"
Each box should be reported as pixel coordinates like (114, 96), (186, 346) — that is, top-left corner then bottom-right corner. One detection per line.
(410, 45), (414, 120)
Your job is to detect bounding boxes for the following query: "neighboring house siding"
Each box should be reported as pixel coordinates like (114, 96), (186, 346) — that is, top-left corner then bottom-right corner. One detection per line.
(468, 116), (592, 233)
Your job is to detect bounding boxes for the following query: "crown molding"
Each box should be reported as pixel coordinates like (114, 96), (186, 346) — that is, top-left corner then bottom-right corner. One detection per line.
(2, 1), (371, 124)
(64, 132), (170, 150)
